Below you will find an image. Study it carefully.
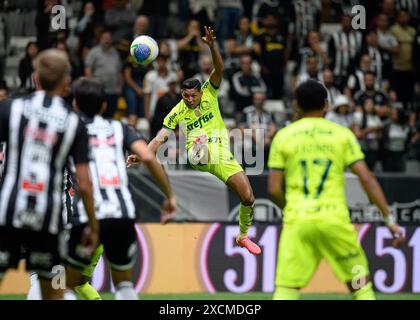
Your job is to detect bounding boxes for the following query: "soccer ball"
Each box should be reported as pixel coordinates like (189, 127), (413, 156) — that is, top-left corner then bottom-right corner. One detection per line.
(130, 35), (159, 65)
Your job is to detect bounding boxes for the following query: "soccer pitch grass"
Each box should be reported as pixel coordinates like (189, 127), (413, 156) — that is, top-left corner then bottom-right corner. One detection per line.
(0, 292), (419, 300)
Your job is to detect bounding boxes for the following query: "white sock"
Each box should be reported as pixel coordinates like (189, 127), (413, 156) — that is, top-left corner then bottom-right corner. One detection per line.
(63, 290), (78, 300)
(115, 281), (138, 300)
(26, 272), (42, 300)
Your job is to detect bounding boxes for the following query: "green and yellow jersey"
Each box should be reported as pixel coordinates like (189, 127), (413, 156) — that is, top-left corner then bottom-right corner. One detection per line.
(268, 117), (365, 224)
(163, 80), (229, 151)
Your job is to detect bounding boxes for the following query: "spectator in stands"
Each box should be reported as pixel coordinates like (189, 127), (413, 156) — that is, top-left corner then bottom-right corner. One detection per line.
(353, 71), (390, 119)
(18, 41), (38, 93)
(143, 54), (178, 122)
(345, 55), (378, 97)
(353, 98), (383, 170)
(326, 95), (353, 129)
(225, 16), (254, 72)
(253, 14), (287, 99)
(395, 0), (420, 25)
(85, 31), (123, 119)
(150, 75), (181, 138)
(75, 1), (103, 61)
(159, 41), (182, 78)
(328, 12), (363, 90)
(322, 68), (342, 109)
(104, 0), (136, 44)
(193, 54), (231, 113)
(376, 13), (399, 57)
(289, 0), (321, 50)
(321, 0), (365, 23)
(293, 55), (323, 92)
(294, 30), (329, 77)
(390, 9), (416, 110)
(123, 47), (150, 128)
(252, 0), (293, 35)
(215, 0), (243, 51)
(370, 0), (398, 29)
(36, 0), (69, 50)
(240, 90), (277, 168)
(382, 107), (410, 172)
(361, 30), (393, 88)
(54, 39), (82, 81)
(188, 0), (216, 31)
(231, 53), (266, 113)
(177, 19), (207, 79)
(138, 0), (169, 39)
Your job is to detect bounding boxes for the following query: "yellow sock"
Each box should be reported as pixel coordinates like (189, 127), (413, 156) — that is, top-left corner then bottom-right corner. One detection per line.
(273, 286), (300, 300)
(352, 282), (376, 300)
(239, 203), (254, 239)
(75, 282), (102, 300)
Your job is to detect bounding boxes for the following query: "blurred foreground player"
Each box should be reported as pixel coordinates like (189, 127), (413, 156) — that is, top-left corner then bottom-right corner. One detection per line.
(65, 77), (177, 300)
(267, 80), (405, 300)
(0, 50), (98, 300)
(63, 170), (104, 300)
(27, 171), (104, 300)
(128, 27), (261, 255)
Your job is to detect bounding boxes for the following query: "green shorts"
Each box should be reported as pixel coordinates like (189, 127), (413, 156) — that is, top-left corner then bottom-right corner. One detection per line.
(190, 143), (243, 183)
(82, 244), (104, 278)
(276, 220), (370, 288)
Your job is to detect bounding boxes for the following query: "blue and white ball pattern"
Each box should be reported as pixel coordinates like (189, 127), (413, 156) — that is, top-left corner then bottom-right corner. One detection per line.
(130, 35), (159, 65)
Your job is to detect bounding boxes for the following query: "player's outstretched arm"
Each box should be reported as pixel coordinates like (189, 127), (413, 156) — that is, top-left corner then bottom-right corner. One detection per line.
(351, 160), (405, 247)
(75, 163), (99, 254)
(130, 139), (177, 223)
(202, 26), (224, 88)
(267, 169), (286, 209)
(127, 128), (172, 167)
(148, 127), (172, 154)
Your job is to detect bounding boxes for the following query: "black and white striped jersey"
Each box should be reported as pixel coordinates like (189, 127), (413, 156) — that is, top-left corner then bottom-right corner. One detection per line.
(62, 167), (75, 227)
(0, 91), (90, 234)
(70, 116), (141, 225)
(328, 30), (363, 78)
(290, 0), (321, 48)
(396, 0), (419, 20)
(0, 142), (5, 180)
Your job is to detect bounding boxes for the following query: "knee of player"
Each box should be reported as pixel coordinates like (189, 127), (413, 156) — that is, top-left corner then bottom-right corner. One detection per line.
(241, 192), (255, 207)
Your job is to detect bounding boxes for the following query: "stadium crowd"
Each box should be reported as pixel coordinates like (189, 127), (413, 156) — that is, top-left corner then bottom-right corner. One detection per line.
(1, 0), (420, 172)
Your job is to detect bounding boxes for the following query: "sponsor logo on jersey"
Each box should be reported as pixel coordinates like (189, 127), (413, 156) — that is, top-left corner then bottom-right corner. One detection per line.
(24, 127), (58, 145)
(167, 112), (178, 128)
(89, 136), (116, 146)
(23, 102), (67, 130)
(187, 112), (214, 131)
(22, 180), (45, 193)
(18, 210), (43, 229)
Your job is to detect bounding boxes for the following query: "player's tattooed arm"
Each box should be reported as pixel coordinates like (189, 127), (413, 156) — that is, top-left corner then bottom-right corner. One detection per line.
(267, 169), (286, 209)
(148, 127), (172, 154)
(127, 128), (172, 167)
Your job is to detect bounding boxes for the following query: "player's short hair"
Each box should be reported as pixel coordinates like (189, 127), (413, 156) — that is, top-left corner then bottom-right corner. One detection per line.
(72, 77), (106, 118)
(295, 80), (328, 112)
(181, 78), (202, 91)
(33, 49), (70, 91)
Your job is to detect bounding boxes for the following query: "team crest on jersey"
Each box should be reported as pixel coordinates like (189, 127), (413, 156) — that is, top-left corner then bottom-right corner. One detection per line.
(194, 108), (202, 118)
(200, 101), (211, 111)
